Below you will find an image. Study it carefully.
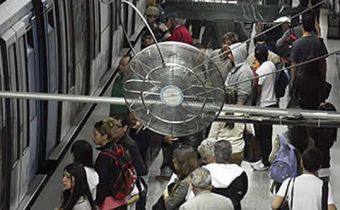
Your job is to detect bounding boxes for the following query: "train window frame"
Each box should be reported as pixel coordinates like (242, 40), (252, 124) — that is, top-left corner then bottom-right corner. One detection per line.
(7, 44), (20, 165)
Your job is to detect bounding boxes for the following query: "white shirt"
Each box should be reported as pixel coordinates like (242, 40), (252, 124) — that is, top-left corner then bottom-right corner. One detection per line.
(84, 167), (99, 200)
(256, 61), (277, 107)
(277, 174), (335, 210)
(208, 115), (245, 154)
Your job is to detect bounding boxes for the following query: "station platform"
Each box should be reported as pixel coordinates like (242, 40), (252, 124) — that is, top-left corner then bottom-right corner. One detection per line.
(31, 9), (340, 210)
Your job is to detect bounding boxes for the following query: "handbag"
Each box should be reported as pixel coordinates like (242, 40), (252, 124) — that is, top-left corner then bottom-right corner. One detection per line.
(278, 178), (295, 210)
(99, 197), (126, 210)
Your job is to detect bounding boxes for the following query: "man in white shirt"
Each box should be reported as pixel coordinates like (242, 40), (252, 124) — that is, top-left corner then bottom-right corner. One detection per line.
(252, 45), (277, 171)
(272, 148), (337, 210)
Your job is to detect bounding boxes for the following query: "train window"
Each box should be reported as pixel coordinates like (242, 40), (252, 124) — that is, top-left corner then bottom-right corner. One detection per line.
(7, 45), (20, 164)
(112, 0), (117, 31)
(0, 127), (5, 207)
(26, 27), (34, 49)
(0, 50), (4, 206)
(0, 103), (5, 207)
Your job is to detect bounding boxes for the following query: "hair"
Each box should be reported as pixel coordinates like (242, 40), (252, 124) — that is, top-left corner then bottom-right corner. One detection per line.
(288, 126), (310, 154)
(312, 103), (338, 144)
(197, 139), (215, 163)
(302, 15), (315, 32)
(173, 146), (199, 179)
(214, 140), (232, 163)
(300, 0), (309, 7)
(222, 32), (239, 45)
(94, 115), (130, 140)
(60, 163), (95, 210)
(71, 140), (94, 168)
(302, 147), (322, 172)
(254, 45), (268, 63)
(254, 34), (268, 44)
(190, 167), (212, 190)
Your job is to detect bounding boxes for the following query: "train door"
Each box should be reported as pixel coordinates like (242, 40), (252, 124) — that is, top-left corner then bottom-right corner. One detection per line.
(55, 0), (72, 140)
(41, 0), (61, 155)
(0, 13), (33, 209)
(0, 46), (9, 210)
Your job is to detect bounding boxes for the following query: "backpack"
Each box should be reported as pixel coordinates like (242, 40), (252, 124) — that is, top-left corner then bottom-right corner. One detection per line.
(269, 134), (298, 183)
(274, 64), (289, 98)
(101, 144), (137, 200)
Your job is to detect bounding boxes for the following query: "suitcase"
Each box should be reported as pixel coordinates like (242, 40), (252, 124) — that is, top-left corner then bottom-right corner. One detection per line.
(327, 13), (340, 39)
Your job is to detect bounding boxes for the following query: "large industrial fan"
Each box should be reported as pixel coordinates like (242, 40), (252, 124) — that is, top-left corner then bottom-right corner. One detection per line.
(124, 42), (225, 137)
(100, 0), (225, 137)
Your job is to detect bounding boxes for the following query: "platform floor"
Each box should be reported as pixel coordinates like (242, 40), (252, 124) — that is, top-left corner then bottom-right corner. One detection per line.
(31, 9), (340, 210)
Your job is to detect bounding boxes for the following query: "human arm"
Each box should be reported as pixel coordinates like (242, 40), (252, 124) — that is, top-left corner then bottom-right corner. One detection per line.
(276, 30), (291, 48)
(269, 135), (280, 163)
(208, 121), (222, 139)
(236, 69), (253, 105)
(164, 180), (190, 210)
(271, 196), (285, 210)
(271, 179), (290, 210)
(94, 154), (113, 206)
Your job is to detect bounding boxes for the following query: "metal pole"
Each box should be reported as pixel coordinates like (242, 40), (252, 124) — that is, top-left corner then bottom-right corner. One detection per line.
(1, 91), (340, 127)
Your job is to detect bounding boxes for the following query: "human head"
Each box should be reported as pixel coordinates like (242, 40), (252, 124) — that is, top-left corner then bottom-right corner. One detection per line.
(165, 12), (184, 31)
(197, 139), (215, 164)
(214, 140), (232, 163)
(71, 140), (94, 168)
(302, 15), (315, 33)
(141, 32), (155, 49)
(92, 115), (129, 146)
(254, 34), (268, 46)
(222, 32), (239, 46)
(302, 147), (322, 173)
(118, 55), (130, 75)
(300, 0), (308, 7)
(145, 6), (160, 24)
(173, 146), (199, 179)
(254, 44), (268, 64)
(288, 126), (310, 154)
(190, 167), (212, 194)
(61, 163), (94, 210)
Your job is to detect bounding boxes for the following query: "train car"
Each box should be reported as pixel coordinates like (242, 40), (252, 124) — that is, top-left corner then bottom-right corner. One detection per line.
(0, 0), (145, 209)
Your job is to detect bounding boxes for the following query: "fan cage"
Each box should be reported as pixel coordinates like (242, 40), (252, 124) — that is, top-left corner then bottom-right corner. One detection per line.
(124, 42), (225, 137)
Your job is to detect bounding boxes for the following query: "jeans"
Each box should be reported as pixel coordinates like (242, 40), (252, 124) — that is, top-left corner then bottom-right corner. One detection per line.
(254, 104), (277, 166)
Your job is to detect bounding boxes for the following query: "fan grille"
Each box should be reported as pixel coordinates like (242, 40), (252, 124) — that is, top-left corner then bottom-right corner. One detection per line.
(124, 42), (225, 137)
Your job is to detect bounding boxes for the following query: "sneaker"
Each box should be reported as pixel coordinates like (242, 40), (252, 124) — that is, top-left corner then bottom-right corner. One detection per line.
(252, 162), (269, 171)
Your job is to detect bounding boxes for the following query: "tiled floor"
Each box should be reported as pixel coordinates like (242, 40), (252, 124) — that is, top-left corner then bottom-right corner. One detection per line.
(31, 9), (340, 210)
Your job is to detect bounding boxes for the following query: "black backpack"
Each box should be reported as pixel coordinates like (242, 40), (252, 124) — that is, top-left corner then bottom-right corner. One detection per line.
(274, 63), (289, 98)
(101, 144), (137, 200)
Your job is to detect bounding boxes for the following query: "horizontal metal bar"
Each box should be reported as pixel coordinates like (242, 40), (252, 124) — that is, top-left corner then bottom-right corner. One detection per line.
(0, 91), (126, 105)
(1, 91), (340, 127)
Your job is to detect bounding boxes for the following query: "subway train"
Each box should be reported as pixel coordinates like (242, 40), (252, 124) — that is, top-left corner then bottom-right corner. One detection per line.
(0, 0), (145, 209)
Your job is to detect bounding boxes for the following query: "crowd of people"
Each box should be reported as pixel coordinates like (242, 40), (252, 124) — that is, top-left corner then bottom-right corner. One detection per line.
(54, 0), (339, 209)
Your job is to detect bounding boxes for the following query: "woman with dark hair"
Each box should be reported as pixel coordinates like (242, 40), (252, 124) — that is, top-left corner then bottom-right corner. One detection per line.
(71, 140), (99, 200)
(57, 163), (96, 210)
(163, 146), (199, 210)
